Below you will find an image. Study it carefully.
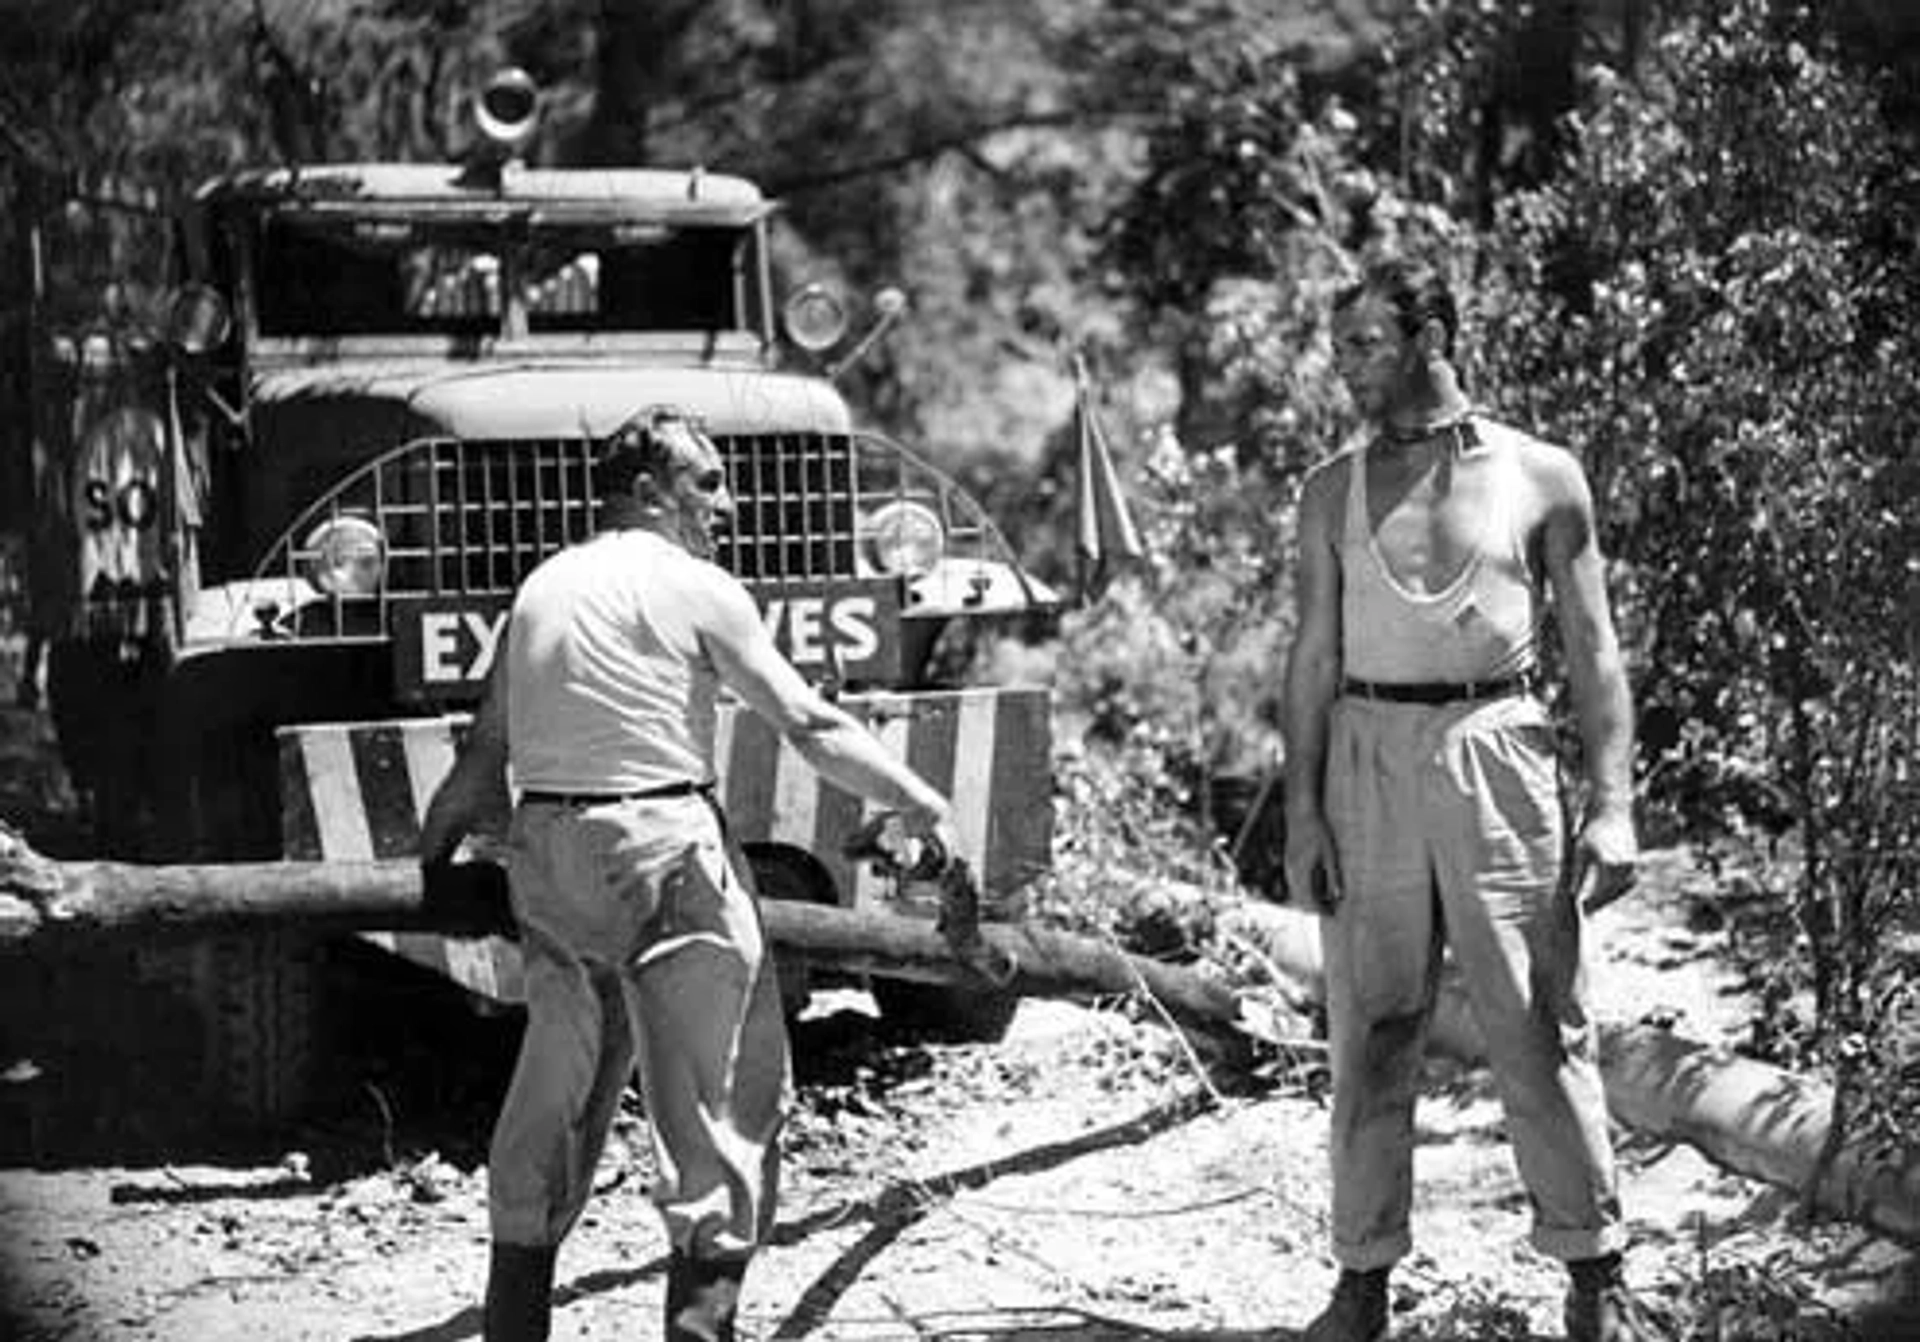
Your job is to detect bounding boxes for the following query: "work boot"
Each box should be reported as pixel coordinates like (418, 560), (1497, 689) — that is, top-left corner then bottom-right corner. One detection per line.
(665, 1250), (748, 1342)
(483, 1241), (557, 1342)
(1565, 1252), (1661, 1341)
(1303, 1267), (1390, 1342)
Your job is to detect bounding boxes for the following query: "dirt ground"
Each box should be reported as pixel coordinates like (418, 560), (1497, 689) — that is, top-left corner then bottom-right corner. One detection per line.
(1, 682), (1918, 1340)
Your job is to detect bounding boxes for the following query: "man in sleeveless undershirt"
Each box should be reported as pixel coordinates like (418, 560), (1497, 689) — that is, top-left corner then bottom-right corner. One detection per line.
(1276, 260), (1657, 1342)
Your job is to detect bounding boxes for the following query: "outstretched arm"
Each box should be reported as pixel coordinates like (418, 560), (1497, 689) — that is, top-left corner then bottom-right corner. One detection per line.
(1539, 448), (1638, 909)
(699, 577), (957, 849)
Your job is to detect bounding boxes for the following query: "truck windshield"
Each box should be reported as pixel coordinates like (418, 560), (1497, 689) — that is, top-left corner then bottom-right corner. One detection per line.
(253, 214), (753, 338)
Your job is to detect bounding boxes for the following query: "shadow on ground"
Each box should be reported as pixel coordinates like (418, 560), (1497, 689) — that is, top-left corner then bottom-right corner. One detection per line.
(0, 913), (999, 1179)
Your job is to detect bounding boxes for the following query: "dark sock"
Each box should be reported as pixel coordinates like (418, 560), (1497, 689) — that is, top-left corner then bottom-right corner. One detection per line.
(484, 1242), (557, 1342)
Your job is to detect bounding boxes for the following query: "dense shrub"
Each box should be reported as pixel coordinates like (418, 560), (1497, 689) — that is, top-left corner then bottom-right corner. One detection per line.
(1477, 0), (1920, 1154)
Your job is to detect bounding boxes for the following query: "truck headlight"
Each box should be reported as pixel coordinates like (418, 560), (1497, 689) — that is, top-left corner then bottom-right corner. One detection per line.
(304, 515), (387, 596)
(783, 283), (849, 352)
(862, 501), (943, 578)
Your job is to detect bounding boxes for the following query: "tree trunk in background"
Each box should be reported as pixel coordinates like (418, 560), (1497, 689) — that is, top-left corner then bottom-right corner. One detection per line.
(575, 0), (709, 166)
(1482, 0), (1581, 219)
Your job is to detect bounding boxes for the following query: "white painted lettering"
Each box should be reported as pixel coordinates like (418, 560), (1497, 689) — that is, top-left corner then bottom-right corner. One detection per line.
(829, 598), (879, 663)
(464, 610), (508, 681)
(422, 612), (463, 682)
(788, 598), (825, 664)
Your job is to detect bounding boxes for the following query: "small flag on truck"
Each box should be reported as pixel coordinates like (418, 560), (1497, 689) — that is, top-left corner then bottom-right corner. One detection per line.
(1070, 352), (1144, 604)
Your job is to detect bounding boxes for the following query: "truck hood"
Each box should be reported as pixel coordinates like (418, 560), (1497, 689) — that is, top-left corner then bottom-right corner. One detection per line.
(249, 361), (854, 447)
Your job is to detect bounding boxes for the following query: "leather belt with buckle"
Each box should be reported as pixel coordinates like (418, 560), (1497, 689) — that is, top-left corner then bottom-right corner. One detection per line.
(521, 780), (714, 807)
(1340, 672), (1537, 705)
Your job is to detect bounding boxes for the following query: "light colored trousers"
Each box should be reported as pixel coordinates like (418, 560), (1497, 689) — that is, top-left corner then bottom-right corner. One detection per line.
(489, 793), (790, 1260)
(1320, 693), (1623, 1270)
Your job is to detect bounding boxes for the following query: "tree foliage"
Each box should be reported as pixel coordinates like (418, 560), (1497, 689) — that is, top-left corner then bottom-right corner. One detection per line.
(1477, 0), (1920, 1153)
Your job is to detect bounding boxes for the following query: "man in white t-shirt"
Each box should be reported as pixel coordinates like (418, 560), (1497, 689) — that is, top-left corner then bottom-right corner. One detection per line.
(420, 407), (958, 1342)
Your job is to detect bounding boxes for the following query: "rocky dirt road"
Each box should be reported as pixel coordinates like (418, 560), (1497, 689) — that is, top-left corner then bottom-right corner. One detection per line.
(3, 855), (1919, 1342)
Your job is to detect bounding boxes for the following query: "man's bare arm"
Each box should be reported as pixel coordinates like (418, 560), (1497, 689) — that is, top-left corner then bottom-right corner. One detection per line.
(1537, 446), (1638, 906)
(699, 578), (954, 833)
(1280, 460), (1346, 908)
(1538, 449), (1635, 812)
(419, 654), (512, 866)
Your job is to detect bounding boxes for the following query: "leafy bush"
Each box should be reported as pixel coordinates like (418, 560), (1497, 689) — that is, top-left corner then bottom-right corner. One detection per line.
(1476, 0), (1920, 1151)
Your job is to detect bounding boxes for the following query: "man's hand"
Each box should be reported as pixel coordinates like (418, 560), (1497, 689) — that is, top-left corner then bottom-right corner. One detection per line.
(1282, 812), (1344, 913)
(1571, 806), (1639, 914)
(921, 812), (962, 877)
(418, 804), (466, 870)
(845, 808), (960, 880)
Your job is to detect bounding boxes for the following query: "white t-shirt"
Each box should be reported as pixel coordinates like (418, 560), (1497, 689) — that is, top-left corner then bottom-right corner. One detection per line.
(505, 528), (725, 793)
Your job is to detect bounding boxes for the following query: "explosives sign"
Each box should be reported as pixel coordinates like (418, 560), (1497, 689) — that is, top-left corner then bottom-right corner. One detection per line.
(389, 579), (899, 701)
(757, 579), (898, 683)
(391, 598), (512, 696)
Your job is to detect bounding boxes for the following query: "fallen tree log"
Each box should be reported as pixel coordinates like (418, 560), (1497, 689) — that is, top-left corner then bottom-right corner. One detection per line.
(1223, 901), (1920, 1249)
(6, 831), (1917, 1248)
(0, 834), (1244, 1037)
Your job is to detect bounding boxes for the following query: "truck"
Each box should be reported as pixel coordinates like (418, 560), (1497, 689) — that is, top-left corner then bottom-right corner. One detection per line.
(18, 70), (1058, 1132)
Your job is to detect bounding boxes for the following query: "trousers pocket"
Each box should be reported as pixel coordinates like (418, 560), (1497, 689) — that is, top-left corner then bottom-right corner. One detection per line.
(631, 839), (739, 966)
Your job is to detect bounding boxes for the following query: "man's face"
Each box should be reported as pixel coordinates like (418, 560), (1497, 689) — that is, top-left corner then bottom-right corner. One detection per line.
(654, 419), (735, 559)
(1330, 290), (1412, 419)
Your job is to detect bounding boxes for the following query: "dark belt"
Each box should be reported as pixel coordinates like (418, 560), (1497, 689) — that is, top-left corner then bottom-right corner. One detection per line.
(521, 780), (714, 807)
(1340, 671), (1537, 705)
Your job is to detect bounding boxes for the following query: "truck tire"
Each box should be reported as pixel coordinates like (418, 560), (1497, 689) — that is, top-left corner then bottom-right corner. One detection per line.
(131, 724), (328, 1133)
(7, 932), (324, 1154)
(870, 977), (1019, 1044)
(200, 931), (322, 1124)
(137, 929), (324, 1128)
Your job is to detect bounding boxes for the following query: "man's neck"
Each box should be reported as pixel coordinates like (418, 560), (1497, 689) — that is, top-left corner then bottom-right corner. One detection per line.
(1377, 378), (1475, 458)
(599, 506), (684, 549)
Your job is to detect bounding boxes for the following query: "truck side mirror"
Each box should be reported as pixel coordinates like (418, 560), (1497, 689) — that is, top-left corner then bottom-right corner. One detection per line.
(164, 283), (231, 356)
(825, 286), (907, 379)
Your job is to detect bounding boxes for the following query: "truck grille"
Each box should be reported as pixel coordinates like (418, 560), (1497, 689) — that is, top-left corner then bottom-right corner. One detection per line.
(715, 432), (857, 580)
(252, 429), (1013, 639)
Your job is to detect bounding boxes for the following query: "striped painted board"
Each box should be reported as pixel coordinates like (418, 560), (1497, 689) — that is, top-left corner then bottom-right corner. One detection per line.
(277, 687), (1054, 1003)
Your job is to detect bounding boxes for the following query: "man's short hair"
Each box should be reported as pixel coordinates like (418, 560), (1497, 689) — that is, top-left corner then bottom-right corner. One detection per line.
(595, 406), (708, 497)
(1335, 258), (1460, 359)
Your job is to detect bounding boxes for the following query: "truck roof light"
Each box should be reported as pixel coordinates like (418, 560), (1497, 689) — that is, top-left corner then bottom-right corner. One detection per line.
(475, 68), (540, 157)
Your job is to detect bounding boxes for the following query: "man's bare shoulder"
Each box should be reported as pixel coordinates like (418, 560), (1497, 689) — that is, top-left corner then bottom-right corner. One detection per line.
(1478, 417), (1590, 505)
(1300, 445), (1359, 512)
(677, 553), (758, 622)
